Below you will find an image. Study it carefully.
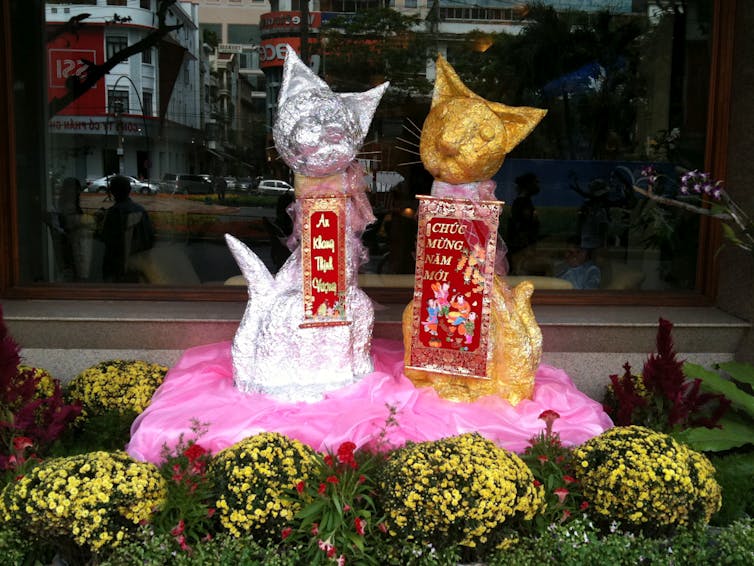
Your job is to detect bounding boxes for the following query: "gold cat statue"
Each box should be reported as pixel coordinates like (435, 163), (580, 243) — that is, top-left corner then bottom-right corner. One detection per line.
(402, 55), (547, 405)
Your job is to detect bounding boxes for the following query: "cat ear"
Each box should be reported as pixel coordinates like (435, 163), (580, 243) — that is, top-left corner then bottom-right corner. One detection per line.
(488, 102), (547, 154)
(278, 45), (329, 108)
(431, 54), (478, 107)
(432, 53), (547, 153)
(340, 82), (390, 139)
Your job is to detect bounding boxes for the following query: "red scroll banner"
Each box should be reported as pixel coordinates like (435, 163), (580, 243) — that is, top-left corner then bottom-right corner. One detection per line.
(301, 196), (349, 327)
(408, 196), (502, 378)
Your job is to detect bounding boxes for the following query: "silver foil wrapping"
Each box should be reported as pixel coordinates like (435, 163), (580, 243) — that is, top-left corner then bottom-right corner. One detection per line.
(226, 46), (388, 402)
(272, 47), (388, 177)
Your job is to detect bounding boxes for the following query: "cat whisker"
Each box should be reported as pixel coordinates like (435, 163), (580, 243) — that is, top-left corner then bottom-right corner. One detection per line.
(396, 137), (419, 149)
(406, 118), (423, 138)
(398, 160), (423, 166)
(396, 145), (421, 156)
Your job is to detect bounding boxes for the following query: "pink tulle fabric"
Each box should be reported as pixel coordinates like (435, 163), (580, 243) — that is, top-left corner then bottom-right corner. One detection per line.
(127, 339), (613, 463)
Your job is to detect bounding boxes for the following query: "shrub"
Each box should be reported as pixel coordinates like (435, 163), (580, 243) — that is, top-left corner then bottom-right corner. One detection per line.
(378, 433), (544, 551)
(520, 410), (590, 531)
(709, 450), (754, 526)
(208, 432), (317, 541)
(0, 450), (166, 559)
(573, 425), (721, 533)
(0, 307), (81, 473)
(603, 318), (729, 431)
(66, 359), (168, 420)
(151, 422), (216, 554)
(63, 360), (167, 452)
(284, 440), (385, 565)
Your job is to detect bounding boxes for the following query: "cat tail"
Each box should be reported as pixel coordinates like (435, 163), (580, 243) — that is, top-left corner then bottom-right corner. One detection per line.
(225, 233), (274, 296)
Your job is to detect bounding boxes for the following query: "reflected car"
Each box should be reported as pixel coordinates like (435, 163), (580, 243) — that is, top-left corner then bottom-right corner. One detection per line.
(257, 179), (294, 195)
(85, 175), (159, 195)
(160, 173), (178, 193)
(175, 174), (214, 194)
(235, 177), (253, 192)
(223, 176), (237, 190)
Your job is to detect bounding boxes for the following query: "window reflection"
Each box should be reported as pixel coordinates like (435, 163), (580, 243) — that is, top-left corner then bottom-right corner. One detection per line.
(12, 0), (714, 292)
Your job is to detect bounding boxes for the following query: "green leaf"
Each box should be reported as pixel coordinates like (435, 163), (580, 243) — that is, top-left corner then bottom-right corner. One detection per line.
(683, 362), (754, 418)
(347, 530), (365, 551)
(297, 499), (326, 519)
(332, 493), (342, 515)
(716, 361), (754, 388)
(673, 413), (753, 452)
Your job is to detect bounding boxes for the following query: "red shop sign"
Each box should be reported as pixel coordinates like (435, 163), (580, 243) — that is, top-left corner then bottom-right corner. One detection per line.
(407, 196), (502, 378)
(301, 196), (348, 327)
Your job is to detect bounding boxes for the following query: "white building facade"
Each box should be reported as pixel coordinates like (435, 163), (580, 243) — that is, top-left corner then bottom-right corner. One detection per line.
(46, 0), (203, 184)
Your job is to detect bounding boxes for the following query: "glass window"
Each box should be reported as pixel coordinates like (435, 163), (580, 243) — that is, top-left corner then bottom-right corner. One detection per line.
(106, 35), (128, 60)
(2, 0), (732, 300)
(200, 23), (222, 46)
(107, 88), (129, 115)
(107, 0), (127, 6)
(140, 0), (151, 9)
(142, 91), (153, 117)
(227, 24), (260, 46)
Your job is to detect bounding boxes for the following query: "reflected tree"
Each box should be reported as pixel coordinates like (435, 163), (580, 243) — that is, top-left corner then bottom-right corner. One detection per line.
(48, 0), (183, 117)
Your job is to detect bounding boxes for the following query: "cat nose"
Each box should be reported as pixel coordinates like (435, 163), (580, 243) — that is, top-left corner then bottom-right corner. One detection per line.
(324, 129), (344, 144)
(438, 137), (459, 157)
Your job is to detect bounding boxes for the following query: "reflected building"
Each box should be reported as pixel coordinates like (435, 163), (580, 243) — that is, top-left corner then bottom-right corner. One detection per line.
(46, 1), (203, 184)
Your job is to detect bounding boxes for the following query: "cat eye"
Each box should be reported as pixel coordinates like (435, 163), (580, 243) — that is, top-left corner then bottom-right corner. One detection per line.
(479, 125), (496, 141)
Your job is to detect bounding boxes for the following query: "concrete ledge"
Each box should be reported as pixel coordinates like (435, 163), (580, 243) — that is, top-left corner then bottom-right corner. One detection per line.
(3, 300), (750, 396)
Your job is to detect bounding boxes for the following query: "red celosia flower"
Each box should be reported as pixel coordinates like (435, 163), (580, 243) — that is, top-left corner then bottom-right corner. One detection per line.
(207, 508), (216, 518)
(183, 443), (207, 463)
(561, 509), (572, 522)
(358, 474), (366, 484)
(553, 487), (569, 504)
(311, 523), (319, 535)
(337, 441), (358, 469)
(324, 454), (334, 467)
(580, 501), (590, 510)
(537, 455), (548, 463)
(326, 475), (339, 484)
(354, 516), (366, 535)
(538, 410), (560, 437)
(336, 555), (346, 566)
(318, 483), (327, 495)
(343, 504), (351, 513)
(377, 522), (388, 533)
(296, 480), (305, 494)
(563, 475), (577, 484)
(533, 479), (542, 487)
(281, 527), (292, 540)
(538, 409), (560, 422)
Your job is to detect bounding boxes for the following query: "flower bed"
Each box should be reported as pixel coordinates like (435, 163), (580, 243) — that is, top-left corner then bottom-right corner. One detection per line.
(1, 310), (753, 564)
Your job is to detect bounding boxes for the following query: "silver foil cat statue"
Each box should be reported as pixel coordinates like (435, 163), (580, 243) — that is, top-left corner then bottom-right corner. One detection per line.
(225, 47), (388, 402)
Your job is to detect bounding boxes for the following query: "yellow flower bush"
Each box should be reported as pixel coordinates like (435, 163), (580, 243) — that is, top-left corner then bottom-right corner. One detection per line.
(573, 425), (721, 531)
(379, 433), (544, 548)
(208, 432), (317, 540)
(0, 450), (166, 552)
(66, 360), (167, 419)
(15, 365), (56, 401)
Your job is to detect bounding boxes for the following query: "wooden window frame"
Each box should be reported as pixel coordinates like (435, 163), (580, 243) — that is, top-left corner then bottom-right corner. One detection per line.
(0, 0), (737, 307)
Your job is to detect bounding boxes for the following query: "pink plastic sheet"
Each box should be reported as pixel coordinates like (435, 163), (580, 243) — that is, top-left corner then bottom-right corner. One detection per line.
(127, 339), (613, 463)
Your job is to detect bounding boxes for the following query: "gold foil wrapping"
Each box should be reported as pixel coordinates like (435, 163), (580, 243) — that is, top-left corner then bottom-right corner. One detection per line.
(403, 276), (541, 405)
(420, 56), (547, 185)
